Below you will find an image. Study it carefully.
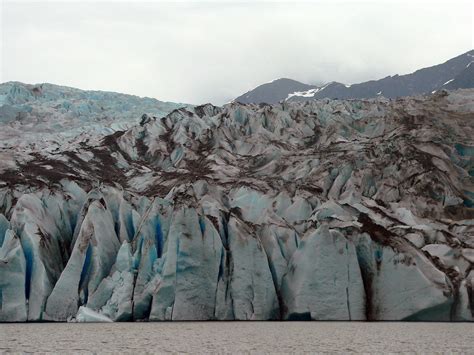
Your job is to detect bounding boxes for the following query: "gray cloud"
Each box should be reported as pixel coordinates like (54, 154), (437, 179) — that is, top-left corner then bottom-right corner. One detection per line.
(1, 1), (472, 104)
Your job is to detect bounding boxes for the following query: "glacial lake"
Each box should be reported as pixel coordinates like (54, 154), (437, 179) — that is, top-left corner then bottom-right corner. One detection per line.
(1, 322), (473, 353)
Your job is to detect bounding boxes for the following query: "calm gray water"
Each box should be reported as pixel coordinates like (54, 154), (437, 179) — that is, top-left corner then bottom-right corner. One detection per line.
(1, 322), (473, 353)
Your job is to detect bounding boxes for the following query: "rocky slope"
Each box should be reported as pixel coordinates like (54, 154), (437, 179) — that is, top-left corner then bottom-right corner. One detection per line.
(235, 50), (474, 103)
(0, 88), (473, 321)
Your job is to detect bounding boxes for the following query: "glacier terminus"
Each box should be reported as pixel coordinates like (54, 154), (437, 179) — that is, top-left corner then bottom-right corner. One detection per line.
(0, 82), (473, 322)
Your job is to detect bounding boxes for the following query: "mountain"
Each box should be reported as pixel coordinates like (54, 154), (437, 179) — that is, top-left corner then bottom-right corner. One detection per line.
(444, 62), (474, 90)
(0, 85), (473, 322)
(235, 78), (315, 105)
(234, 50), (474, 103)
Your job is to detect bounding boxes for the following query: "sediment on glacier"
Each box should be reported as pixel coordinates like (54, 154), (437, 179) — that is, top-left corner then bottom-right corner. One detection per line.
(0, 89), (473, 321)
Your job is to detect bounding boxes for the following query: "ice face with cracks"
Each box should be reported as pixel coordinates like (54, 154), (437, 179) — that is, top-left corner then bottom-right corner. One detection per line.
(0, 88), (473, 321)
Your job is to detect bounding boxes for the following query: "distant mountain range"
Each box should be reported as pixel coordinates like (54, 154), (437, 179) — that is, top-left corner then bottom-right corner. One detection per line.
(234, 50), (474, 104)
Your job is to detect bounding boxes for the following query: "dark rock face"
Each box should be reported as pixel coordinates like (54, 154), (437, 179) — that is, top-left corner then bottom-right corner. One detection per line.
(234, 50), (474, 103)
(235, 78), (315, 105)
(0, 87), (473, 322)
(444, 63), (474, 90)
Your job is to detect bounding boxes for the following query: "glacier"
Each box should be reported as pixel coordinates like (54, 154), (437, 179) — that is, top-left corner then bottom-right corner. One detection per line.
(0, 83), (473, 321)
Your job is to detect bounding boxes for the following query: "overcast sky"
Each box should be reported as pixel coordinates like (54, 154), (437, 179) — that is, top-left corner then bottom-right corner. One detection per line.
(1, 0), (473, 104)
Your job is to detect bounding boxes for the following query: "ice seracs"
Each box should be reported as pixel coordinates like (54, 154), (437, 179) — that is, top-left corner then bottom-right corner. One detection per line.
(0, 88), (473, 322)
(45, 194), (120, 321)
(0, 230), (27, 322)
(281, 225), (366, 320)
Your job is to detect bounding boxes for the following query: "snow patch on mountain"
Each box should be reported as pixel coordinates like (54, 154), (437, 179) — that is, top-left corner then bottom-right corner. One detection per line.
(286, 88), (320, 100)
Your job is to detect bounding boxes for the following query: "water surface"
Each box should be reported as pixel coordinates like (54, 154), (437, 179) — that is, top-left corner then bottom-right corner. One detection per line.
(1, 322), (473, 353)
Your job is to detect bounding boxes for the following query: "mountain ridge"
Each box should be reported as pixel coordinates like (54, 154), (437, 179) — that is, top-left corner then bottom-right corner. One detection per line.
(234, 50), (474, 104)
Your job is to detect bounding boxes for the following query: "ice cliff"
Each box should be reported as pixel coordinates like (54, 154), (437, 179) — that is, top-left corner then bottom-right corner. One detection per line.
(0, 86), (473, 321)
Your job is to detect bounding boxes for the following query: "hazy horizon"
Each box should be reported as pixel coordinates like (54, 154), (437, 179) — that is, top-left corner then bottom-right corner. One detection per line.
(1, 0), (472, 104)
